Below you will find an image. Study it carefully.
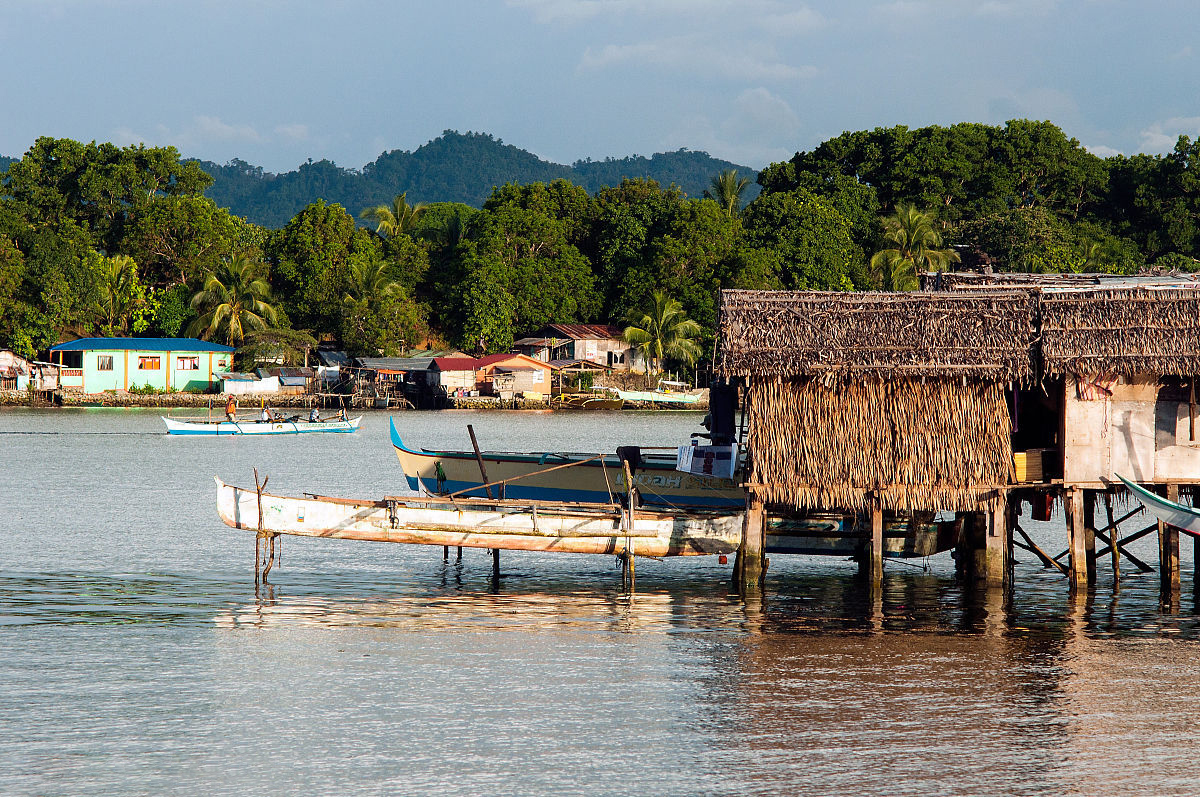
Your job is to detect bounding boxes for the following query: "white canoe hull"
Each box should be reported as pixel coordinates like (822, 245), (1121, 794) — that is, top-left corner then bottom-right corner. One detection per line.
(164, 416), (361, 435)
(214, 477), (742, 557)
(1119, 475), (1200, 534)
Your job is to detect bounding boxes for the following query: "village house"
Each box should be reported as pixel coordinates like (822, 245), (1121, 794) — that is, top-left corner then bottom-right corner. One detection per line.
(512, 324), (637, 371)
(49, 338), (234, 393)
(0, 350), (31, 391)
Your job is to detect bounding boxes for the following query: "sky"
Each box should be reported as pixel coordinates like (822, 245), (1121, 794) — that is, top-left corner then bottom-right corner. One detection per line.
(3, 0), (1199, 174)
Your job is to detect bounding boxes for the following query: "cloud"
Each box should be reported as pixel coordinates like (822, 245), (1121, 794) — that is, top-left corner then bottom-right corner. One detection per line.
(667, 87), (802, 168)
(759, 8), (826, 35)
(509, 0), (825, 35)
(111, 116), (266, 155)
(274, 123), (309, 141)
(1083, 143), (1122, 158)
(581, 37), (814, 81)
(509, 0), (745, 25)
(974, 0), (1055, 18)
(1139, 117), (1200, 154)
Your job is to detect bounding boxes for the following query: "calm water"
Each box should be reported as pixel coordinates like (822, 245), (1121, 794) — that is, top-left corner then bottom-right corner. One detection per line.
(3, 408), (1200, 796)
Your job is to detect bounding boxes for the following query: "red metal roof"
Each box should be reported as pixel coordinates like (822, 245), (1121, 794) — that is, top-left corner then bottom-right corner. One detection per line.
(475, 353), (553, 369)
(431, 357), (479, 371)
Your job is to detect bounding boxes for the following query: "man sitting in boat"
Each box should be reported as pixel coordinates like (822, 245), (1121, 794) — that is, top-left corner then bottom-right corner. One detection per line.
(261, 407), (273, 422)
(309, 407), (320, 423)
(225, 395), (237, 422)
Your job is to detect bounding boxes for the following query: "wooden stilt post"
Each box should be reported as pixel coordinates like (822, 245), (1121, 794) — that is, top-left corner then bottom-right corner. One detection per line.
(1104, 492), (1120, 583)
(869, 500), (884, 587)
(443, 545), (449, 562)
(1066, 488), (1089, 589)
(1160, 483), (1180, 607)
(737, 494), (765, 588)
(985, 494), (1009, 587)
(1083, 490), (1098, 583)
(492, 548), (500, 579)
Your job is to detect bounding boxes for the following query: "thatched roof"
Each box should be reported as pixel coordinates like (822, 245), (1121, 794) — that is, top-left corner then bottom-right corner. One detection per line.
(718, 290), (1037, 382)
(923, 271), (1200, 292)
(1041, 288), (1200, 376)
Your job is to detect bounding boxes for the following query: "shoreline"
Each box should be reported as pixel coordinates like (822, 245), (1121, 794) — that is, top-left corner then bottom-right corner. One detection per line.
(0, 389), (706, 411)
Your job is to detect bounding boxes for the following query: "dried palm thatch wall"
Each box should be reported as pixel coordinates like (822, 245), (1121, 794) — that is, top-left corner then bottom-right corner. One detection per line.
(746, 377), (1013, 512)
(719, 290), (1037, 381)
(1040, 289), (1200, 376)
(719, 290), (1033, 513)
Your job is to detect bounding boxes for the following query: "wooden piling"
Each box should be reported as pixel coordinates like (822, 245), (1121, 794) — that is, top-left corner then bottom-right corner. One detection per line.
(1065, 488), (1089, 589)
(869, 502), (884, 586)
(1160, 483), (1180, 606)
(1104, 492), (1120, 582)
(1083, 490), (1098, 583)
(737, 494), (765, 588)
(985, 495), (1009, 587)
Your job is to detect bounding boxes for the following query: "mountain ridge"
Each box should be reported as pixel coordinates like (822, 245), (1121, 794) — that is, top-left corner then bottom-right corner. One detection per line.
(190, 130), (761, 227)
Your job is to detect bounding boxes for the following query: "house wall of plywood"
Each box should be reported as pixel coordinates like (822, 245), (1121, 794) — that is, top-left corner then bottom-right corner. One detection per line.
(1063, 374), (1200, 486)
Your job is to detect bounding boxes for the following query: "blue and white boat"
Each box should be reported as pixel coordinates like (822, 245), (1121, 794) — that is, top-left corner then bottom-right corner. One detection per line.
(1119, 475), (1200, 533)
(163, 414), (361, 436)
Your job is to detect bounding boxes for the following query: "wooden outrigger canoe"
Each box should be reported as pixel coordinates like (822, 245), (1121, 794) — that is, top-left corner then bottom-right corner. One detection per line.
(213, 476), (957, 561)
(214, 477), (743, 557)
(164, 415), (362, 435)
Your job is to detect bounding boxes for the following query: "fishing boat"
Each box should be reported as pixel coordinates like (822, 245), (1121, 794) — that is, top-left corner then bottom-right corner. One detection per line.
(213, 477), (955, 561)
(1119, 475), (1200, 533)
(213, 477), (742, 557)
(163, 414), (362, 436)
(614, 380), (702, 406)
(552, 388), (624, 410)
(389, 417), (744, 508)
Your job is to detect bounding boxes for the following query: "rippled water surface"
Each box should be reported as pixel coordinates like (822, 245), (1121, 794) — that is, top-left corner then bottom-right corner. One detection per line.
(4, 408), (1200, 796)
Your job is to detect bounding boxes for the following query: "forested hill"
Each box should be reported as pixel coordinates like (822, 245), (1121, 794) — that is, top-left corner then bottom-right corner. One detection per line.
(190, 131), (759, 228)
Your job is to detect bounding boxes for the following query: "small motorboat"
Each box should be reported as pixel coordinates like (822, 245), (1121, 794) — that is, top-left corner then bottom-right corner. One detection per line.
(1118, 475), (1200, 533)
(163, 413), (362, 436)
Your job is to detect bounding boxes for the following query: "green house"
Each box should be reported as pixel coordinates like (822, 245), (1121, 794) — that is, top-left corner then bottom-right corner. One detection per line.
(49, 338), (235, 393)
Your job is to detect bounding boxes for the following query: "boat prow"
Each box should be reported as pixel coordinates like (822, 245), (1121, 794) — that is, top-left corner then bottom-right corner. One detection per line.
(1118, 474), (1200, 533)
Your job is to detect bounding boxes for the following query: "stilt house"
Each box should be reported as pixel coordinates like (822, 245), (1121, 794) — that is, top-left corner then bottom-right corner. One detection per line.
(717, 279), (1200, 589)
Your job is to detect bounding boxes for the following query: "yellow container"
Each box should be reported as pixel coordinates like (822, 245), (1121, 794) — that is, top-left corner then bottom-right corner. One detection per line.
(1013, 450), (1044, 483)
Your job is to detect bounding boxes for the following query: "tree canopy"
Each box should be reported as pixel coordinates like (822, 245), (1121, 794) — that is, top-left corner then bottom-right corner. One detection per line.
(4, 120), (1200, 367)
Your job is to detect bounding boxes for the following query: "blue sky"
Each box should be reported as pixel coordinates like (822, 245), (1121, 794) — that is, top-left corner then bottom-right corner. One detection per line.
(3, 0), (1198, 173)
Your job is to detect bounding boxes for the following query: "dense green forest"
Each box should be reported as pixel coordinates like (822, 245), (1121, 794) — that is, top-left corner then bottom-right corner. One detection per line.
(194, 131), (761, 228)
(1, 120), (1198, 371)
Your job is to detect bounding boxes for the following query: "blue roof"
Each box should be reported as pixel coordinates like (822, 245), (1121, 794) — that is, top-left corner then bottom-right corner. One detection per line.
(49, 337), (235, 353)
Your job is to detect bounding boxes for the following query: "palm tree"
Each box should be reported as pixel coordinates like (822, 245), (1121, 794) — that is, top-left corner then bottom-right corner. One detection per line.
(869, 205), (960, 290)
(360, 193), (426, 237)
(96, 254), (140, 335)
(704, 170), (752, 216)
(187, 254), (278, 346)
(342, 260), (403, 306)
(623, 291), (702, 375)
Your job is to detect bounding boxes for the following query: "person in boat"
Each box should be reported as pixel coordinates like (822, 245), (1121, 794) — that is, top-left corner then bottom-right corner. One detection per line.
(261, 406), (273, 422)
(225, 395), (237, 422)
(338, 408), (346, 421)
(309, 406), (320, 423)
